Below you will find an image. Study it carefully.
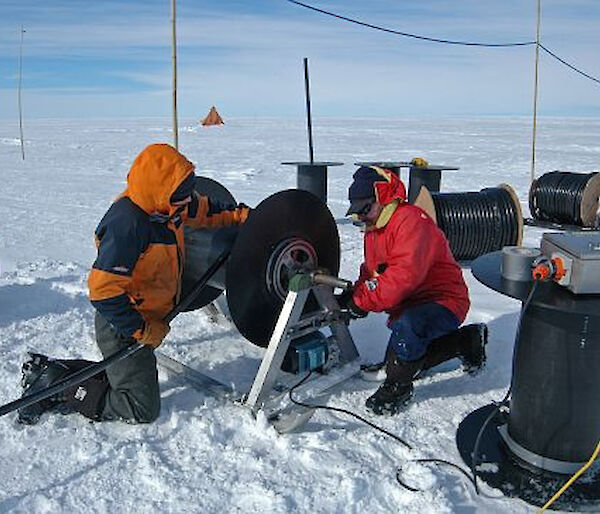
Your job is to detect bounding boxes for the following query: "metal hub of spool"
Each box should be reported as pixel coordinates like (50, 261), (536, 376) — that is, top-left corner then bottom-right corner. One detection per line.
(266, 238), (318, 301)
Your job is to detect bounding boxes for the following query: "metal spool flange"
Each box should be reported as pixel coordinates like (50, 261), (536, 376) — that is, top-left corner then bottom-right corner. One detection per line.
(181, 176), (237, 311)
(226, 189), (340, 347)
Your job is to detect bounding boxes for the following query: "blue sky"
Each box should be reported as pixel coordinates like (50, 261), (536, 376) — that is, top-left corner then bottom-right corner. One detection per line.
(1, 0), (599, 118)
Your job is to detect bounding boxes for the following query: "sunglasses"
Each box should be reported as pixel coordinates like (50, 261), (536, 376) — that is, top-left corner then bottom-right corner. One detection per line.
(354, 202), (374, 216)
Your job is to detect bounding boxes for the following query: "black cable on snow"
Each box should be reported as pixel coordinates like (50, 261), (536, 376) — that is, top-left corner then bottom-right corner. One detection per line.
(288, 371), (478, 494)
(289, 370), (412, 449)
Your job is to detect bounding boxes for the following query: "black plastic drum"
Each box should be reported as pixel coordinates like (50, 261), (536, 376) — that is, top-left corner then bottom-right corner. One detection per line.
(461, 251), (600, 510)
(510, 301), (600, 464)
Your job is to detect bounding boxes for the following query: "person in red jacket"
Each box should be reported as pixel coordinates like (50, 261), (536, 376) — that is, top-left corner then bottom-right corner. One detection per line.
(18, 144), (249, 425)
(341, 166), (487, 415)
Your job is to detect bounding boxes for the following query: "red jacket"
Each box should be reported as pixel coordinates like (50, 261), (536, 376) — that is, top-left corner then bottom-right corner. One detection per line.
(352, 203), (470, 324)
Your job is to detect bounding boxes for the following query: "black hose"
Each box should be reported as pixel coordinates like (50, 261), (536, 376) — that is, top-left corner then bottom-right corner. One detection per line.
(431, 187), (521, 261)
(289, 371), (412, 449)
(529, 171), (598, 227)
(289, 372), (478, 494)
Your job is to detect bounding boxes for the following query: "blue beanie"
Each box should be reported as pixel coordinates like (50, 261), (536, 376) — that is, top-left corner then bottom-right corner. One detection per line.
(348, 166), (384, 201)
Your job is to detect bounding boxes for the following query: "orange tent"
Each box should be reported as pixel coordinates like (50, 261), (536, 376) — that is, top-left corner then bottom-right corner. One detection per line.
(201, 106), (224, 126)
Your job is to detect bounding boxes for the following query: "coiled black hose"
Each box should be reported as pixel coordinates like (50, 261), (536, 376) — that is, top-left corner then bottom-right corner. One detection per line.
(529, 171), (599, 227)
(431, 186), (521, 261)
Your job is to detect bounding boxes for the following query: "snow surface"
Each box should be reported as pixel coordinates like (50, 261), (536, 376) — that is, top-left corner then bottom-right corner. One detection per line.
(1, 116), (600, 513)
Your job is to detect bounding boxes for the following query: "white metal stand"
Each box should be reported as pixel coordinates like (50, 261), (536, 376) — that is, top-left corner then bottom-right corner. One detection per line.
(245, 273), (360, 431)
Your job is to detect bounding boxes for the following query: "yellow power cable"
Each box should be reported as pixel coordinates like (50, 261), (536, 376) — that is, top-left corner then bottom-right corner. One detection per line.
(539, 437), (600, 512)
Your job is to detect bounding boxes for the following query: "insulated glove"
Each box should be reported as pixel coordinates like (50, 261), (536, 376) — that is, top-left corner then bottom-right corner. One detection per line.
(335, 288), (368, 319)
(348, 298), (368, 319)
(237, 203), (251, 223)
(334, 288), (354, 310)
(138, 319), (170, 348)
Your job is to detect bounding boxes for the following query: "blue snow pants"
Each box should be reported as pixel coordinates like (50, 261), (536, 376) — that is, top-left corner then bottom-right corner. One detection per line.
(388, 302), (460, 362)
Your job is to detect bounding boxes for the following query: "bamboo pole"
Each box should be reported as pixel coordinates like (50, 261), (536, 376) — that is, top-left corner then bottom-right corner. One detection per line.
(18, 25), (25, 160)
(530, 0), (541, 183)
(171, 0), (179, 150)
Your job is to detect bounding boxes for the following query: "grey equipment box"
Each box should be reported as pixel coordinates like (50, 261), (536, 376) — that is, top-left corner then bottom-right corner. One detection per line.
(541, 232), (600, 294)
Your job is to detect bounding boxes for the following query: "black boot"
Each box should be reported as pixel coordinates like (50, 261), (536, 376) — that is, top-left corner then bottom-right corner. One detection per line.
(18, 353), (71, 425)
(420, 323), (487, 375)
(18, 354), (109, 424)
(458, 324), (488, 374)
(365, 354), (424, 415)
(365, 382), (413, 415)
(50, 358), (109, 420)
(55, 371), (109, 420)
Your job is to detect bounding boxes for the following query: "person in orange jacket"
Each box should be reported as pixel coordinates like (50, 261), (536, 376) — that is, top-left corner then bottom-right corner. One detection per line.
(18, 144), (249, 424)
(340, 166), (487, 415)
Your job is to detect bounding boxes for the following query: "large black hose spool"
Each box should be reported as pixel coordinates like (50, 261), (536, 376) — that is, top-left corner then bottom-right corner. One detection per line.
(182, 186), (340, 347)
(415, 184), (523, 261)
(226, 189), (339, 346)
(529, 170), (600, 227)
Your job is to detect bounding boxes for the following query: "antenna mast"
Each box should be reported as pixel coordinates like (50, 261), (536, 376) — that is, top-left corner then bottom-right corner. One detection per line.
(303, 57), (314, 163)
(530, 0), (542, 183)
(18, 25), (26, 160)
(171, 0), (179, 150)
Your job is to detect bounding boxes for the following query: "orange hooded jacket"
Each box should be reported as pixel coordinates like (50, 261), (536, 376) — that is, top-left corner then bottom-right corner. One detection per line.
(88, 144), (248, 339)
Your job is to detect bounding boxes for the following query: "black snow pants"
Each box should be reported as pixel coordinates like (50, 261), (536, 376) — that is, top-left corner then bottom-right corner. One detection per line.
(95, 312), (161, 423)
